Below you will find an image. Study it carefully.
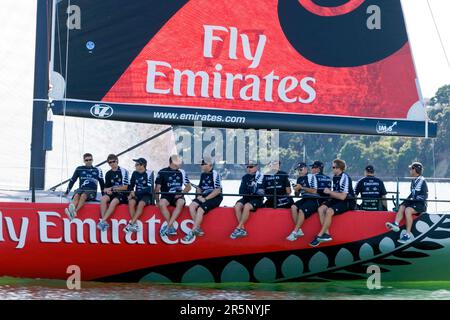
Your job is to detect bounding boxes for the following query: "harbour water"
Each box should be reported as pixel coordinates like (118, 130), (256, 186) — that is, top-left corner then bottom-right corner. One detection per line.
(1, 277), (450, 300)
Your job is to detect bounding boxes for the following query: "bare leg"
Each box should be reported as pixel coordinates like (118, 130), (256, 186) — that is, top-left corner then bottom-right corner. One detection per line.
(168, 198), (185, 227)
(103, 198), (120, 222)
(291, 205), (299, 226)
(194, 207), (206, 229)
(405, 207), (417, 234)
(72, 193), (80, 209)
(237, 203), (254, 229)
(294, 209), (306, 232)
(158, 199), (171, 224)
(128, 198), (137, 221)
(394, 205), (406, 224)
(131, 201), (146, 224)
(189, 202), (200, 221)
(318, 205), (328, 226)
(100, 195), (111, 219)
(318, 208), (335, 236)
(234, 202), (244, 226)
(75, 193), (88, 213)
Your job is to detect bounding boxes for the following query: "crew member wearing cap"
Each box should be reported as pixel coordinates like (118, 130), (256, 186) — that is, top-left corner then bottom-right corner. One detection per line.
(183, 157), (223, 242)
(309, 161), (332, 205)
(287, 162), (319, 241)
(386, 162), (428, 244)
(263, 160), (293, 209)
(310, 159), (356, 247)
(155, 154), (192, 237)
(230, 160), (265, 239)
(97, 154), (130, 232)
(124, 158), (154, 233)
(64, 153), (105, 220)
(355, 165), (387, 211)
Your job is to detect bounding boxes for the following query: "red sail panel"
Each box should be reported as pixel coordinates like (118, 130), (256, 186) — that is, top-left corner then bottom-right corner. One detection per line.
(102, 0), (419, 119)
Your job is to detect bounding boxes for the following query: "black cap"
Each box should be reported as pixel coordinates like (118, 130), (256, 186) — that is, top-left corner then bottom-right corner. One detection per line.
(133, 158), (147, 166)
(309, 161), (324, 169)
(365, 165), (375, 173)
(409, 162), (423, 173)
(201, 156), (213, 165)
(296, 162), (307, 170)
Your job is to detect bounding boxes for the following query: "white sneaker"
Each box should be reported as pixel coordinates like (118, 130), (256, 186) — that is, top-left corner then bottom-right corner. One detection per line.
(386, 222), (400, 232)
(123, 223), (133, 233)
(64, 208), (72, 220)
(287, 231), (298, 241)
(296, 228), (304, 237)
(68, 203), (76, 215)
(131, 223), (141, 233)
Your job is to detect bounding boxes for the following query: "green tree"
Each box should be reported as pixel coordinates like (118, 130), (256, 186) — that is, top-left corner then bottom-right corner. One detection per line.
(429, 84), (450, 107)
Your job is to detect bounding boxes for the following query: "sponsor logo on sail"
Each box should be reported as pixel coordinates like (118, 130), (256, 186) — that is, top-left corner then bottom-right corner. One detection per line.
(376, 121), (398, 135)
(90, 104), (113, 118)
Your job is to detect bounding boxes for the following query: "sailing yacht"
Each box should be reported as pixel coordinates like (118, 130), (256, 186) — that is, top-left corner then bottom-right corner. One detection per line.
(0, 0), (449, 283)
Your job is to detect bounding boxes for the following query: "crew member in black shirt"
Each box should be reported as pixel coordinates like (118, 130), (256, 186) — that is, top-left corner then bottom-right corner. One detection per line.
(355, 165), (387, 211)
(263, 160), (293, 209)
(386, 162), (428, 244)
(155, 154), (191, 237)
(287, 162), (319, 241)
(97, 154), (130, 232)
(64, 153), (105, 220)
(230, 160), (265, 239)
(310, 159), (356, 247)
(310, 161), (332, 205)
(184, 157), (223, 242)
(124, 157), (154, 233)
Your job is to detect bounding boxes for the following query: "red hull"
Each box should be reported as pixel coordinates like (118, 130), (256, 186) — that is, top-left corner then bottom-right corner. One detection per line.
(0, 202), (398, 280)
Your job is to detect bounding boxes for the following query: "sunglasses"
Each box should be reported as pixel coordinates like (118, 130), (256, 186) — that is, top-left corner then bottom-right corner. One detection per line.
(84, 158), (93, 162)
(108, 160), (117, 164)
(247, 165), (255, 168)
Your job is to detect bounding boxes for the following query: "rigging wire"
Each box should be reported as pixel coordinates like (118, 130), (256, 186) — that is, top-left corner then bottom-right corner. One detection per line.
(426, 0), (450, 70)
(432, 139), (438, 213)
(57, 0), (71, 202)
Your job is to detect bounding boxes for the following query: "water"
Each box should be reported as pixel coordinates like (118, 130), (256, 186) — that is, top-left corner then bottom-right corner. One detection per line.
(1, 277), (450, 300)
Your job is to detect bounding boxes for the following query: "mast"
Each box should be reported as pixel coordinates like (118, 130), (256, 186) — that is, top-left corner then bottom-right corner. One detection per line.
(29, 0), (51, 190)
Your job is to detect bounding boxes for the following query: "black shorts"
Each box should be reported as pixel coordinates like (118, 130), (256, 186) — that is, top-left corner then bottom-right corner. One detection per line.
(161, 194), (185, 207)
(293, 198), (320, 218)
(105, 192), (128, 204)
(130, 194), (153, 206)
(74, 189), (97, 201)
(400, 200), (427, 214)
(358, 199), (386, 211)
(192, 196), (223, 214)
(265, 197), (294, 209)
(236, 197), (263, 212)
(321, 199), (355, 215)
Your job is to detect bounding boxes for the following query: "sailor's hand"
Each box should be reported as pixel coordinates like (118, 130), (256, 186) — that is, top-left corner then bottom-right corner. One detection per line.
(198, 196), (206, 203)
(105, 188), (113, 195)
(293, 184), (302, 192)
(324, 188), (331, 194)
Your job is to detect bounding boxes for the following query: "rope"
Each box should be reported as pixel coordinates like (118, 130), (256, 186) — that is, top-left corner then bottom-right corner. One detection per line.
(426, 0), (450, 69)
